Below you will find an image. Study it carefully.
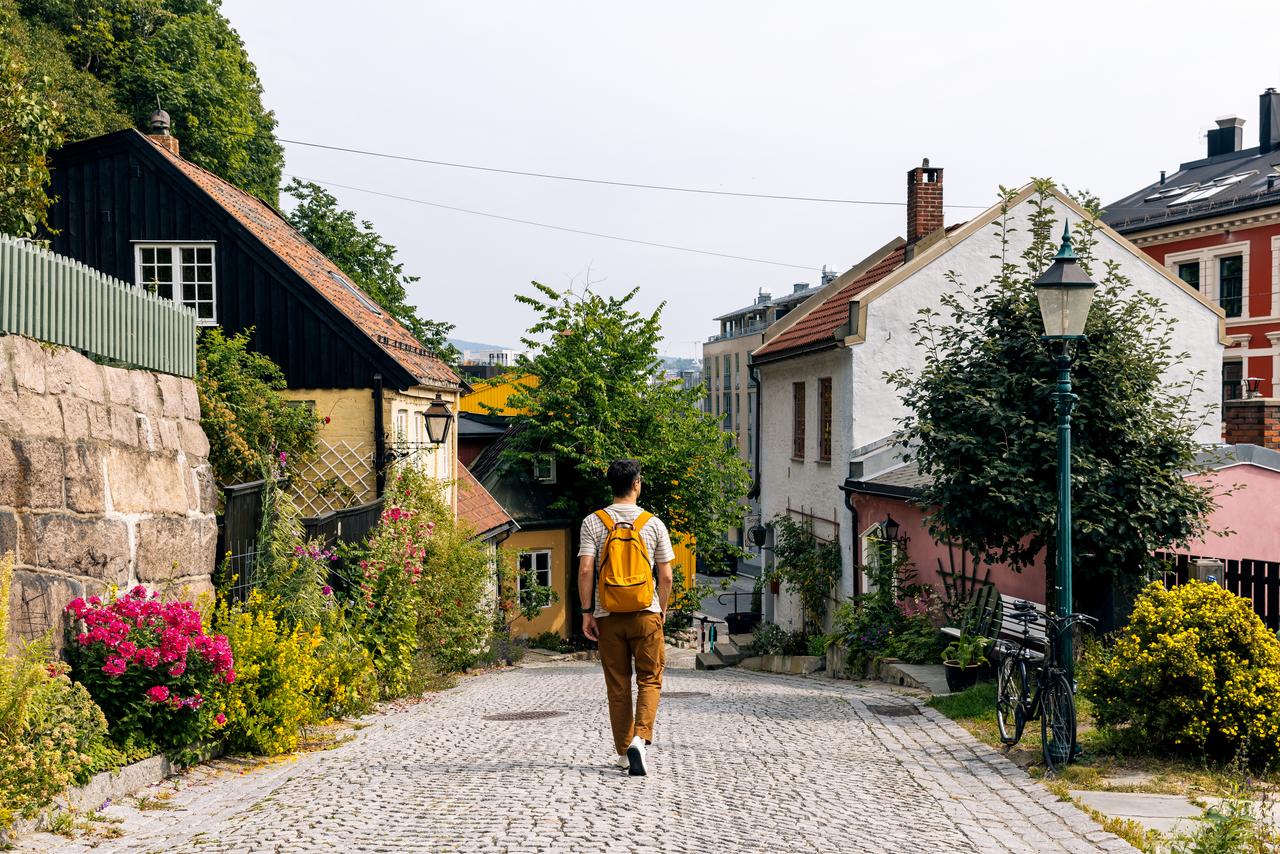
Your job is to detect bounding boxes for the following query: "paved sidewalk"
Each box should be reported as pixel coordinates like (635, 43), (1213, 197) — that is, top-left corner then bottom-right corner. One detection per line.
(20, 661), (1136, 853)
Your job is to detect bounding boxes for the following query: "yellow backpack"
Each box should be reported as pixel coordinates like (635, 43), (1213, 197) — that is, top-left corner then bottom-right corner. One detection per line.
(594, 509), (656, 613)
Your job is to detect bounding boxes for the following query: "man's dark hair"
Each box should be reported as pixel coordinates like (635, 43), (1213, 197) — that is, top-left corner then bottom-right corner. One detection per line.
(607, 459), (642, 497)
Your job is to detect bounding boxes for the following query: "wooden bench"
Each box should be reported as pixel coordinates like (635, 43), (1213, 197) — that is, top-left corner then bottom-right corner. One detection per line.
(942, 588), (1048, 660)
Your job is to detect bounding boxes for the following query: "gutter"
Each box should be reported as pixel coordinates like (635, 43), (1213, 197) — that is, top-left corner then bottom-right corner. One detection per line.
(373, 373), (386, 496)
(747, 361), (762, 500)
(839, 479), (920, 501)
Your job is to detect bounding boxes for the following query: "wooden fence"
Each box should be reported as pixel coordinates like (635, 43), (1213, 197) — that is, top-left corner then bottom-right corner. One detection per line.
(1157, 552), (1280, 632)
(216, 479), (384, 601)
(0, 234), (196, 376)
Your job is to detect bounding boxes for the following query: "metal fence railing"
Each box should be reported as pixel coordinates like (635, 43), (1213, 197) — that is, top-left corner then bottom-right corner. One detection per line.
(0, 234), (196, 377)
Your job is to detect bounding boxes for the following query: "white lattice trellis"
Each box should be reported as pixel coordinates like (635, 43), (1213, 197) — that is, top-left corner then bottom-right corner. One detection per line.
(294, 440), (376, 515)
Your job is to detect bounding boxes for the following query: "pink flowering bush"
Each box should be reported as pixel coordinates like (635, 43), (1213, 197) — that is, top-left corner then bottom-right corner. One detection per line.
(64, 586), (234, 756)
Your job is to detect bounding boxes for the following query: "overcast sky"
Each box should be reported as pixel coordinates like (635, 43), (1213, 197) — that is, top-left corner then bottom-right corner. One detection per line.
(221, 0), (1279, 359)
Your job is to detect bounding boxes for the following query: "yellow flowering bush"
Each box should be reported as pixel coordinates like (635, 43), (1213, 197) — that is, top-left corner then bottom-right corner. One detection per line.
(1081, 581), (1280, 765)
(211, 594), (322, 756)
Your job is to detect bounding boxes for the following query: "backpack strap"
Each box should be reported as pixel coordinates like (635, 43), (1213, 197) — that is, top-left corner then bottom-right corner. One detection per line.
(594, 509), (616, 531)
(633, 511), (655, 532)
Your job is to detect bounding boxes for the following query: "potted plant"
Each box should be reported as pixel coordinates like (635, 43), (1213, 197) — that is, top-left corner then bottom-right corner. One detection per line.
(941, 633), (989, 692)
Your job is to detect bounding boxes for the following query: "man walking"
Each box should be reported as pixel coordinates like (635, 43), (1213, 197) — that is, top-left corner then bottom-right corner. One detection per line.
(578, 459), (674, 777)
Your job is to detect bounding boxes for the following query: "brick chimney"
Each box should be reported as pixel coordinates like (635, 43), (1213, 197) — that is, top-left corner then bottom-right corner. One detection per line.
(147, 108), (180, 156)
(906, 158), (943, 255)
(1223, 398), (1280, 450)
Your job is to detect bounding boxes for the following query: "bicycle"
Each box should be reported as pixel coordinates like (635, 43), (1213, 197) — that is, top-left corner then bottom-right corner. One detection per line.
(994, 600), (1096, 774)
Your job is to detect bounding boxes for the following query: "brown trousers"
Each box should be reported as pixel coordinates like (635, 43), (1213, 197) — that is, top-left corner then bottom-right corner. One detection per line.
(596, 610), (665, 755)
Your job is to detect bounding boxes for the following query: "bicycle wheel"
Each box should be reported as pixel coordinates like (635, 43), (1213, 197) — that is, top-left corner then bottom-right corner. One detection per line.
(995, 655), (1027, 745)
(1040, 671), (1077, 774)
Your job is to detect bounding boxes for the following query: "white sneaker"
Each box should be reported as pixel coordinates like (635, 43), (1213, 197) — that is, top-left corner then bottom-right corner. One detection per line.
(615, 754), (629, 769)
(626, 736), (647, 777)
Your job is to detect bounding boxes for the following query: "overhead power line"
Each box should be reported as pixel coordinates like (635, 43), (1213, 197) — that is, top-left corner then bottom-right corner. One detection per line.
(276, 136), (989, 209)
(285, 174), (823, 271)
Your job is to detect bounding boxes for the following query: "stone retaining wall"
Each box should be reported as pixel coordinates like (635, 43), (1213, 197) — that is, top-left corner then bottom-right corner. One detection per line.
(0, 335), (215, 649)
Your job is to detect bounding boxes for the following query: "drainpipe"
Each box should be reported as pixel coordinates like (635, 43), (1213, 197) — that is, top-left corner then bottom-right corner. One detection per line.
(842, 484), (860, 598)
(748, 361), (773, 623)
(372, 373), (386, 497)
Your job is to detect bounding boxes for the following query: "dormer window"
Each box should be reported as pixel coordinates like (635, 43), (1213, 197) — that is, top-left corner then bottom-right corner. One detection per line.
(533, 453), (556, 483)
(134, 243), (216, 323)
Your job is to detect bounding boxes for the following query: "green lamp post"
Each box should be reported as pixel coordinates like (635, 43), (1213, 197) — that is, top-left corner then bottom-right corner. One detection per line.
(1032, 221), (1097, 673)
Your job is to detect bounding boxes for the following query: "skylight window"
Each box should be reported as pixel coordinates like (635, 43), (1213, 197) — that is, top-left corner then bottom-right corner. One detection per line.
(328, 271), (383, 315)
(1167, 172), (1257, 206)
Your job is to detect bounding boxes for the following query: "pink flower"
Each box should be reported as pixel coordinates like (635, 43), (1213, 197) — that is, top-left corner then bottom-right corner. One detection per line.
(145, 685), (170, 703)
(87, 595), (101, 606)
(117, 640), (137, 659)
(102, 657), (128, 677)
(168, 661), (186, 677)
(214, 713), (227, 727)
(279, 451), (287, 463)
(221, 670), (235, 684)
(321, 585), (333, 597)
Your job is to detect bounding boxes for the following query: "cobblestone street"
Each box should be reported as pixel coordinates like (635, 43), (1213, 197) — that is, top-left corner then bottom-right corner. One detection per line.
(23, 657), (1136, 854)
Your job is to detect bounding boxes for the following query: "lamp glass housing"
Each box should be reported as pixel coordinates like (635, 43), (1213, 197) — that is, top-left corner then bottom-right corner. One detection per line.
(882, 514), (901, 543)
(423, 394), (453, 445)
(1033, 222), (1097, 339)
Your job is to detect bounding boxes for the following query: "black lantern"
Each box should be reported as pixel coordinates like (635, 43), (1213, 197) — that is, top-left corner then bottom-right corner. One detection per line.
(882, 514), (901, 543)
(1033, 222), (1097, 340)
(1246, 377), (1263, 398)
(749, 523), (768, 548)
(422, 393), (453, 445)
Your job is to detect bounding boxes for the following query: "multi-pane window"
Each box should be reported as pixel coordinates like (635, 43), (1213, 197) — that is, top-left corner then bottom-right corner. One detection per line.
(135, 244), (215, 323)
(792, 382), (806, 459)
(722, 391), (732, 429)
(1176, 262), (1200, 291)
(818, 377), (833, 462)
(518, 550), (552, 607)
(533, 454), (556, 483)
(1223, 360), (1243, 402)
(1219, 255), (1243, 317)
(394, 409), (408, 441)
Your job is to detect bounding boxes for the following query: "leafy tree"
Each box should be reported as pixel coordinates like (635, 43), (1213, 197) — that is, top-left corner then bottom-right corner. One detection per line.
(887, 180), (1217, 611)
(284, 179), (460, 364)
(17, 0), (284, 204)
(0, 38), (62, 236)
(504, 282), (751, 607)
(196, 327), (319, 486)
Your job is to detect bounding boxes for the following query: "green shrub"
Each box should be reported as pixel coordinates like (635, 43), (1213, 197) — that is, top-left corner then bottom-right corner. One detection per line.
(528, 631), (567, 652)
(1080, 581), (1280, 766)
(831, 548), (941, 675)
(0, 555), (109, 831)
(211, 594), (321, 756)
(310, 605), (377, 720)
(746, 622), (786, 656)
(771, 515), (841, 632)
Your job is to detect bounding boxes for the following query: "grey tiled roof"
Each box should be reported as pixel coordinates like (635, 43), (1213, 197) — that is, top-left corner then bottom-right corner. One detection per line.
(1103, 147), (1280, 234)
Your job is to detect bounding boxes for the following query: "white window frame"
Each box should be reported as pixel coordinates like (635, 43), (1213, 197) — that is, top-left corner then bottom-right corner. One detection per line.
(517, 550), (553, 607)
(394, 409), (408, 441)
(533, 453), (556, 483)
(859, 523), (900, 595)
(132, 241), (217, 324)
(1164, 240), (1251, 320)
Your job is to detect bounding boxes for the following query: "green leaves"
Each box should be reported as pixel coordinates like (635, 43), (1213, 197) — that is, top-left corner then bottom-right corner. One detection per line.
(889, 182), (1216, 594)
(284, 179), (459, 365)
(505, 282), (750, 566)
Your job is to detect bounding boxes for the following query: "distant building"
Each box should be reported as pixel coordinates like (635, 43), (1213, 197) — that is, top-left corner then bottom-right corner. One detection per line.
(1104, 86), (1280, 402)
(704, 278), (831, 551)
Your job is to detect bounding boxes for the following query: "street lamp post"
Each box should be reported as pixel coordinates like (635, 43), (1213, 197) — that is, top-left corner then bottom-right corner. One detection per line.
(1032, 221), (1097, 674)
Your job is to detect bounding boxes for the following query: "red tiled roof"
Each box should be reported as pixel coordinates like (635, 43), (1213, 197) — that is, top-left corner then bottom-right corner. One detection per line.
(754, 246), (906, 358)
(457, 462), (515, 537)
(144, 134), (459, 388)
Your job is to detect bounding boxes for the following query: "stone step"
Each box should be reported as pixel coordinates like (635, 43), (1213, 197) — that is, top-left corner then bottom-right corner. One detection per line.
(714, 640), (744, 665)
(695, 651), (726, 670)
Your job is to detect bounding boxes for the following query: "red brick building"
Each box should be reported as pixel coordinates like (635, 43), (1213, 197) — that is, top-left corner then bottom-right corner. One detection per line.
(1104, 87), (1280, 411)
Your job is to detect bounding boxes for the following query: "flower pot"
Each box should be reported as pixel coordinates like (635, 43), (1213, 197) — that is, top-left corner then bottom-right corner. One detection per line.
(769, 579), (780, 595)
(943, 660), (984, 693)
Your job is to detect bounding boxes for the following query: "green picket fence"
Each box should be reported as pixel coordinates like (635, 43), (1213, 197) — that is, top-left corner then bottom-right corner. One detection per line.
(0, 234), (196, 377)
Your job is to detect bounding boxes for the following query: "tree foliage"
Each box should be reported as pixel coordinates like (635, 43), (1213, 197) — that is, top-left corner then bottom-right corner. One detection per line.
(284, 179), (459, 364)
(504, 282), (750, 567)
(195, 327), (319, 486)
(0, 35), (63, 236)
(887, 180), (1217, 598)
(15, 0), (283, 204)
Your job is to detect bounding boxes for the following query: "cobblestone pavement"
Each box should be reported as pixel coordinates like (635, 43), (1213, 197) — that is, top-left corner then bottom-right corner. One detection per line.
(22, 657), (1137, 854)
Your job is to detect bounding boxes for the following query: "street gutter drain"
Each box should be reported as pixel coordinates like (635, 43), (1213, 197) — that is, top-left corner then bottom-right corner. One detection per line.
(663, 691), (710, 699)
(866, 704), (921, 718)
(482, 711), (567, 722)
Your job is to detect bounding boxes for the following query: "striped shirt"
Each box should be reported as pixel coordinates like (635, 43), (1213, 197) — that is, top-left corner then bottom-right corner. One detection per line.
(579, 504), (674, 618)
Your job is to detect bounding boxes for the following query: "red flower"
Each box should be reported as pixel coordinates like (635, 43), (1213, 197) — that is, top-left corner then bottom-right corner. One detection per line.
(145, 685), (170, 703)
(214, 713), (227, 727)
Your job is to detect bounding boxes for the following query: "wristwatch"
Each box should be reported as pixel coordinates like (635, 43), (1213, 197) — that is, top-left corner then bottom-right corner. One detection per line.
(579, 606), (594, 614)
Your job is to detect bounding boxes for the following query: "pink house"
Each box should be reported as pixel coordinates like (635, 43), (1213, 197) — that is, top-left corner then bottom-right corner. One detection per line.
(840, 442), (1280, 622)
